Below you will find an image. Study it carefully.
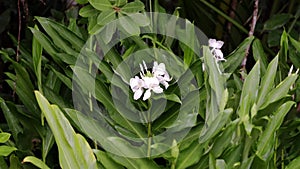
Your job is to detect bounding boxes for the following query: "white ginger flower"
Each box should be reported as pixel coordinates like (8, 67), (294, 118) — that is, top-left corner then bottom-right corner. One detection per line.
(208, 39), (226, 61)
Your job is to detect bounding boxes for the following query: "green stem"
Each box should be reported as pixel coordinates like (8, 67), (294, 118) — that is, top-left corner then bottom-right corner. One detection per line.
(198, 0), (248, 34)
(147, 103), (152, 158)
(147, 122), (152, 158)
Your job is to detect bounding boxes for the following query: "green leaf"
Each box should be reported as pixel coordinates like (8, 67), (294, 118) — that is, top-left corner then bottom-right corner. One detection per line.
(79, 5), (98, 17)
(36, 17), (84, 53)
(289, 35), (300, 52)
(97, 9), (116, 25)
(259, 73), (298, 110)
(34, 91), (97, 169)
(0, 98), (23, 142)
(32, 25), (43, 92)
(256, 56), (278, 108)
(256, 101), (295, 161)
(89, 0), (112, 11)
(238, 61), (260, 134)
(279, 30), (288, 62)
(108, 152), (160, 169)
(211, 120), (238, 157)
(223, 36), (255, 73)
(49, 67), (72, 90)
(29, 27), (58, 57)
(199, 108), (233, 143)
(0, 133), (11, 143)
(0, 146), (17, 156)
(176, 141), (203, 169)
(121, 1), (144, 13)
(286, 155), (300, 169)
(22, 156), (50, 169)
(263, 14), (292, 31)
(129, 13), (150, 27)
(35, 17), (77, 56)
(116, 0), (127, 6)
(118, 15), (140, 35)
(93, 150), (125, 169)
(252, 39), (268, 74)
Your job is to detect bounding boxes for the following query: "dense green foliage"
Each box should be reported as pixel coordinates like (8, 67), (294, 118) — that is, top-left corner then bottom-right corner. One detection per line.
(1, 0), (300, 168)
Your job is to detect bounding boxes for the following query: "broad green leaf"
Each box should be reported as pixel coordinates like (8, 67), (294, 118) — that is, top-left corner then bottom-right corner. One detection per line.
(72, 66), (146, 138)
(256, 56), (278, 108)
(180, 124), (203, 151)
(36, 17), (83, 53)
(35, 17), (77, 56)
(289, 35), (300, 51)
(32, 25), (43, 92)
(44, 18), (85, 49)
(223, 144), (243, 167)
(211, 120), (238, 157)
(93, 150), (125, 169)
(49, 67), (72, 90)
(88, 14), (102, 34)
(209, 153), (216, 169)
(176, 141), (203, 169)
(263, 14), (292, 31)
(116, 0), (127, 6)
(102, 21), (117, 43)
(199, 108), (233, 143)
(0, 98), (23, 142)
(118, 15), (140, 35)
(286, 155), (300, 169)
(121, 1), (144, 13)
(129, 13), (150, 27)
(41, 125), (54, 162)
(239, 155), (254, 169)
(279, 30), (288, 62)
(79, 5), (98, 17)
(22, 156), (50, 169)
(252, 39), (268, 74)
(152, 93), (181, 104)
(0, 146), (17, 156)
(204, 46), (226, 108)
(289, 49), (300, 69)
(35, 91), (97, 169)
(267, 29), (281, 47)
(1, 56), (39, 117)
(89, 0), (112, 11)
(0, 156), (8, 169)
(108, 152), (160, 169)
(256, 101), (295, 161)
(238, 61), (260, 132)
(29, 28), (58, 57)
(259, 73), (298, 110)
(0, 133), (11, 143)
(223, 36), (255, 73)
(97, 9), (116, 25)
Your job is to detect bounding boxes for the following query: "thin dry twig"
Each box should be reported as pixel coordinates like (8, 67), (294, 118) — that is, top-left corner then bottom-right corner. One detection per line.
(16, 0), (21, 62)
(241, 0), (259, 71)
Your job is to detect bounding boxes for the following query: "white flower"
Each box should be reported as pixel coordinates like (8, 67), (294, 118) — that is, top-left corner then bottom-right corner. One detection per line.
(208, 39), (224, 49)
(208, 39), (226, 62)
(130, 76), (145, 100)
(130, 61), (171, 100)
(152, 62), (171, 89)
(142, 77), (163, 100)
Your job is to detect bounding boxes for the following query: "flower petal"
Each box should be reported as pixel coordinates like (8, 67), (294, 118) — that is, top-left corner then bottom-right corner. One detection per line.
(134, 88), (143, 100)
(143, 89), (151, 100)
(152, 86), (163, 93)
(208, 39), (224, 49)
